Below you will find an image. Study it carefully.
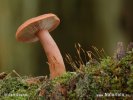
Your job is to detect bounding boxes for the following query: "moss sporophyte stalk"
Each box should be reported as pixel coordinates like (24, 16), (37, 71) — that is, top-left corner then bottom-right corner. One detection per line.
(0, 42), (133, 99)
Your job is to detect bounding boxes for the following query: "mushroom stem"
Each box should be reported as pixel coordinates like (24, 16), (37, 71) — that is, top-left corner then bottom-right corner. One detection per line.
(36, 30), (66, 79)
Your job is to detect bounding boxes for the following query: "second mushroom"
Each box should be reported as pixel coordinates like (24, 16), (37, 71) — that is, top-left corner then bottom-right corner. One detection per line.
(16, 13), (66, 79)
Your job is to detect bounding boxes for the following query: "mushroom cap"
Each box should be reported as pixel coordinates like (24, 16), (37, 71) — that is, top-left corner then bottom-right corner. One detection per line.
(16, 13), (60, 42)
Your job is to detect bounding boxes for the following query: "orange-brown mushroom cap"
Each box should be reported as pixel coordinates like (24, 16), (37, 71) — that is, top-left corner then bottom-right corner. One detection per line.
(16, 13), (60, 42)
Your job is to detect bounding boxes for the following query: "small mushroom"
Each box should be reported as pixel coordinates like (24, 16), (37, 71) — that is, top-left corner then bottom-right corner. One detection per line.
(16, 13), (66, 79)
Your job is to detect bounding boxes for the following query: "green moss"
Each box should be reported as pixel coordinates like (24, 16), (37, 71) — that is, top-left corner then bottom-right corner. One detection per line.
(0, 42), (133, 99)
(0, 75), (40, 99)
(52, 72), (76, 85)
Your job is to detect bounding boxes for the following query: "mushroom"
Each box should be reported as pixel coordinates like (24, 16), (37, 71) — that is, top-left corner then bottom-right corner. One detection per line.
(16, 13), (66, 79)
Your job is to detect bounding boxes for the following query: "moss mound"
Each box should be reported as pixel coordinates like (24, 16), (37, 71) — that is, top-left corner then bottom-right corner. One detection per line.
(0, 42), (133, 99)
